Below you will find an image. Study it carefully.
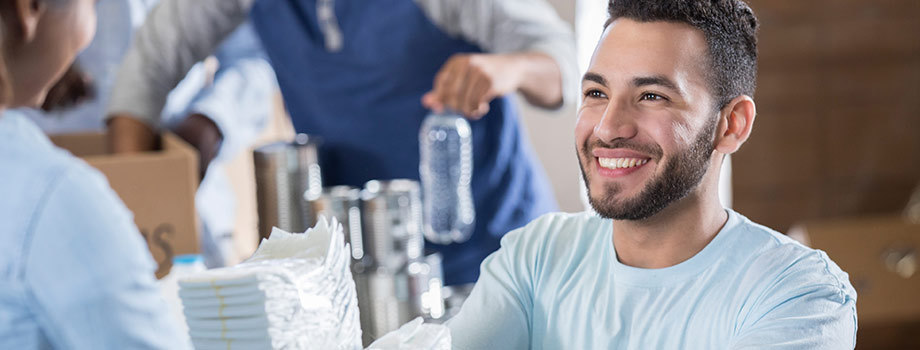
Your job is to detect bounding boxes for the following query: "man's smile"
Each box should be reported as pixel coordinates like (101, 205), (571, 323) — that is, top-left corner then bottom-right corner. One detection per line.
(591, 148), (655, 178)
(598, 157), (649, 169)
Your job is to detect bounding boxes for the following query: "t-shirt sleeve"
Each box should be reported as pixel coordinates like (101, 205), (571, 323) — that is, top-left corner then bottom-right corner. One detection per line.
(106, 0), (253, 128)
(447, 224), (538, 349)
(22, 165), (190, 349)
(730, 249), (858, 349)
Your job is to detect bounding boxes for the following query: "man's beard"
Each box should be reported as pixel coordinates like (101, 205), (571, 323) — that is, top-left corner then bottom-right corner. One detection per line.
(578, 118), (717, 221)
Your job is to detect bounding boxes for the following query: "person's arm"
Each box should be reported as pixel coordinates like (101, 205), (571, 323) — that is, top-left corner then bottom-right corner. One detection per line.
(417, 0), (577, 118)
(730, 251), (857, 349)
(23, 166), (190, 349)
(106, 0), (254, 153)
(446, 226), (535, 349)
(171, 22), (276, 177)
(178, 22), (275, 166)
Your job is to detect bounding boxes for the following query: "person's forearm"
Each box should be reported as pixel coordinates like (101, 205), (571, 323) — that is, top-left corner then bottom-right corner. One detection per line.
(415, 0), (577, 110)
(173, 114), (222, 178)
(513, 52), (564, 109)
(184, 22), (275, 162)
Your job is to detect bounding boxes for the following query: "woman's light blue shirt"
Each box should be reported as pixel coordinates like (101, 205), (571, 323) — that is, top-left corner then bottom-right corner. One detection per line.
(0, 111), (187, 349)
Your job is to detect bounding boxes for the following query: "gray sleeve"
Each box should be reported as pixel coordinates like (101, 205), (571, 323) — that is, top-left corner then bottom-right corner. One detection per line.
(413, 0), (579, 109)
(106, 0), (255, 128)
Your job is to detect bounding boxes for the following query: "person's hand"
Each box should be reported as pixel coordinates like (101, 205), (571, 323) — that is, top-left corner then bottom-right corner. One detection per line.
(421, 53), (523, 120)
(41, 63), (95, 112)
(107, 114), (159, 153)
(172, 113), (222, 179)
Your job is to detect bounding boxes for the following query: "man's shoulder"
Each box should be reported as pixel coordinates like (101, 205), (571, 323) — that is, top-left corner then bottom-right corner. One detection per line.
(729, 211), (856, 306)
(729, 211), (822, 264)
(723, 212), (857, 347)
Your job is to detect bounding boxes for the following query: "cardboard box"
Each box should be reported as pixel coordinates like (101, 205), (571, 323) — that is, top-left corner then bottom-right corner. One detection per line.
(50, 132), (200, 278)
(790, 215), (920, 349)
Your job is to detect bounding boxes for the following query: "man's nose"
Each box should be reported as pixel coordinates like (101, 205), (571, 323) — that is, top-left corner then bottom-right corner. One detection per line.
(593, 99), (638, 143)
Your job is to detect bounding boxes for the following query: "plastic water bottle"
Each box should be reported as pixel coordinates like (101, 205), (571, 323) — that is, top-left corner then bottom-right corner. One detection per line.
(419, 111), (475, 244)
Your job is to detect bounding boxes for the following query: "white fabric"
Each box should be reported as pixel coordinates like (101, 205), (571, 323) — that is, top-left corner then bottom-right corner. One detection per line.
(367, 318), (451, 350)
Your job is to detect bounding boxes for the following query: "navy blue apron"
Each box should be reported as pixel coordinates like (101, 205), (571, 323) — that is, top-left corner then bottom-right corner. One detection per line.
(250, 0), (556, 285)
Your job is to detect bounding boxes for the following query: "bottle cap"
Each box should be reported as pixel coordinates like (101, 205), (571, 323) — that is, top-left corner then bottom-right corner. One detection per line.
(173, 254), (204, 265)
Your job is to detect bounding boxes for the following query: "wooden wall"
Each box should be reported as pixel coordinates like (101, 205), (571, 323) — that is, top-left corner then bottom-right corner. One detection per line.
(735, 0), (920, 231)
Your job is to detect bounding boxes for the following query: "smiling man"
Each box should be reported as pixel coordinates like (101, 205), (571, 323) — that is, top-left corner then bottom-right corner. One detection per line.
(446, 1), (857, 349)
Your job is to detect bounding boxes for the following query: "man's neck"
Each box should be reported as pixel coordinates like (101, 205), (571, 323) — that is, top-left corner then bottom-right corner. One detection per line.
(611, 187), (728, 269)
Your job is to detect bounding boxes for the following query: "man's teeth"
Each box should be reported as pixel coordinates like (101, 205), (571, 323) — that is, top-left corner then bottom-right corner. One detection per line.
(598, 157), (649, 169)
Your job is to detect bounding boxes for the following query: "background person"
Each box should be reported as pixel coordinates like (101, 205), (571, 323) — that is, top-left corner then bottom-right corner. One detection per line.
(105, 0), (579, 286)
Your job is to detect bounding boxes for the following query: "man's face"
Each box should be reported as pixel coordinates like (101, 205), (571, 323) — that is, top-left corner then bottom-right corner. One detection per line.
(576, 19), (719, 220)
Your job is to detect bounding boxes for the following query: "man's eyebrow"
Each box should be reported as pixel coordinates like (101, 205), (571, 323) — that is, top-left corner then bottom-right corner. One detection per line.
(632, 75), (680, 93)
(582, 72), (607, 87)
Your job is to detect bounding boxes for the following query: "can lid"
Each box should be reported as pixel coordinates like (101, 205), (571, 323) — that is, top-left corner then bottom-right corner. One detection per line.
(362, 179), (420, 196)
(322, 185), (361, 200)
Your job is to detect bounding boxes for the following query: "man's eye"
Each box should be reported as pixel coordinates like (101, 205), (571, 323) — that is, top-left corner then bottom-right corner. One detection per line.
(584, 89), (606, 99)
(640, 93), (666, 101)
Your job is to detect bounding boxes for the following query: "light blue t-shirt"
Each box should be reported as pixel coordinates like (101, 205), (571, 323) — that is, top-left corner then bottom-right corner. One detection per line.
(448, 210), (857, 349)
(0, 112), (189, 349)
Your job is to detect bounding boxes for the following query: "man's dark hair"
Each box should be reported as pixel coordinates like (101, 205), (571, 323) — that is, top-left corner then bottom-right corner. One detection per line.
(607, 0), (759, 110)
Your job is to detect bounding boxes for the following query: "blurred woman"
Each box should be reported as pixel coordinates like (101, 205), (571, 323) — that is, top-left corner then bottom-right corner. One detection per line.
(0, 0), (187, 348)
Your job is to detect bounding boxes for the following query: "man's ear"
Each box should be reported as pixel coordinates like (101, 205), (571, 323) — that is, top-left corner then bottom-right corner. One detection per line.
(9, 0), (46, 44)
(714, 95), (756, 155)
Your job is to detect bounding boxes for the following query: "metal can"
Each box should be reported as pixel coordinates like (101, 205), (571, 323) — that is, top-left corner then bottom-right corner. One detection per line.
(360, 179), (425, 270)
(308, 185), (366, 262)
(253, 134), (322, 237)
